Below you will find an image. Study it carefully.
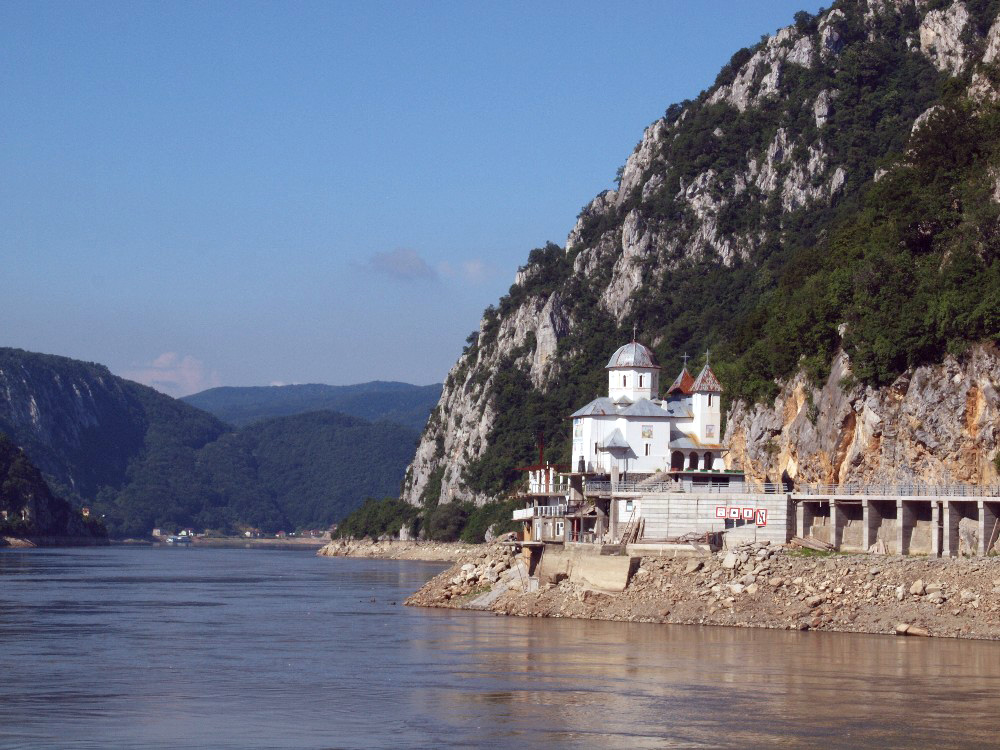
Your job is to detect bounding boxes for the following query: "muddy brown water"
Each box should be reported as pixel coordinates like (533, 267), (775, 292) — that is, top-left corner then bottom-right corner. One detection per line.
(1, 547), (997, 749)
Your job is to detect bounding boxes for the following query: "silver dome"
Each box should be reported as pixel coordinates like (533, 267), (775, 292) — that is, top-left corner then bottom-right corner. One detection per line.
(605, 341), (659, 369)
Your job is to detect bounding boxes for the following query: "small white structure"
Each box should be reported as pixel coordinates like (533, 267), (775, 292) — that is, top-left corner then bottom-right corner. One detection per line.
(570, 340), (725, 476)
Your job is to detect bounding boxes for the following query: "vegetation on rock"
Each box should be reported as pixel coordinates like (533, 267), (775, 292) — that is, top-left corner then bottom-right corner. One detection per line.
(0, 349), (422, 537)
(0, 434), (106, 540)
(406, 0), (1000, 506)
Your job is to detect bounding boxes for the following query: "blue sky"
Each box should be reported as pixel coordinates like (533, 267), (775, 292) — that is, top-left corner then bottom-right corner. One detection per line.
(1, 1), (823, 396)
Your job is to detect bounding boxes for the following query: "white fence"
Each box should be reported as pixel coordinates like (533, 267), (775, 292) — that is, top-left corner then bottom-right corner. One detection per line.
(512, 505), (568, 521)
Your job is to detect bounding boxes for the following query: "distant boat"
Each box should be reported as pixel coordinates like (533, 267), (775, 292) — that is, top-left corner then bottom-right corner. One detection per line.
(165, 535), (192, 545)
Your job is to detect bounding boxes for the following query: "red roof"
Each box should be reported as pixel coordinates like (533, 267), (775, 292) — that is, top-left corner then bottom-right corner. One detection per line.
(691, 364), (723, 393)
(666, 368), (695, 395)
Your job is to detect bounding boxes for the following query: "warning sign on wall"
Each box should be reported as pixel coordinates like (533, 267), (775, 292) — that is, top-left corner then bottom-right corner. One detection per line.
(755, 508), (768, 527)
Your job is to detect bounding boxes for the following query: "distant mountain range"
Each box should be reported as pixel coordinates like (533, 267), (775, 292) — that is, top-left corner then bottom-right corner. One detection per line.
(183, 382), (441, 431)
(0, 348), (433, 537)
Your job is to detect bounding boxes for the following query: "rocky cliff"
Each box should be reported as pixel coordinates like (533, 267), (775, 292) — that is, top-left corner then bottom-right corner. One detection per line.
(404, 0), (1000, 505)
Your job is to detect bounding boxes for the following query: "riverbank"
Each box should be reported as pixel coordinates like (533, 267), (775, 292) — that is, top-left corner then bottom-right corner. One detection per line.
(317, 538), (472, 562)
(189, 536), (328, 549)
(1, 535), (109, 548)
(404, 540), (1000, 640)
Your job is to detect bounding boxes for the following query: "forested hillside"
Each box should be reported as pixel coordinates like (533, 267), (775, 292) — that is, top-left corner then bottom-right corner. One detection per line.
(183, 381), (441, 431)
(0, 434), (106, 541)
(405, 0), (1000, 507)
(0, 348), (418, 537)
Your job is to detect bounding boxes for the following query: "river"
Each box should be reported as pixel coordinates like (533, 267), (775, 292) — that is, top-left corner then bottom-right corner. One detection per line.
(1, 547), (999, 749)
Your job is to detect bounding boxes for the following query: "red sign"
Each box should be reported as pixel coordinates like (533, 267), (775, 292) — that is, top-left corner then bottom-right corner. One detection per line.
(715, 506), (727, 519)
(755, 508), (768, 527)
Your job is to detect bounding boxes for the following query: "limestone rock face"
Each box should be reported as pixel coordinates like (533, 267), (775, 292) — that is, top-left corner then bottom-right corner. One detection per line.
(727, 346), (1000, 487)
(401, 1), (1000, 507)
(920, 2), (970, 75)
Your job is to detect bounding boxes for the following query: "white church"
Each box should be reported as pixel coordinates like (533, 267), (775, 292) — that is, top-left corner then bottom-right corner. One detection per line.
(569, 340), (725, 476)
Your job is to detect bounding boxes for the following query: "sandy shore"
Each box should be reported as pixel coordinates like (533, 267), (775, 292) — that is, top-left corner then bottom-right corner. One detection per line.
(405, 540), (1000, 640)
(317, 538), (472, 562)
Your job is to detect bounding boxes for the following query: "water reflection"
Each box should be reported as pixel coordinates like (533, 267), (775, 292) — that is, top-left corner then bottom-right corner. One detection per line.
(1, 548), (998, 749)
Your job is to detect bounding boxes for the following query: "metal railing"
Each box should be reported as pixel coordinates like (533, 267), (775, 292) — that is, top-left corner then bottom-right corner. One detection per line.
(585, 480), (790, 495)
(792, 483), (1000, 498)
(583, 479), (1000, 499)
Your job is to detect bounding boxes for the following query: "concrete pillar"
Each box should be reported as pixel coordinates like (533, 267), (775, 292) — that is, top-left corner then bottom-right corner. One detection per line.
(896, 501), (905, 556)
(863, 499), (881, 551)
(943, 501), (960, 558)
(975, 500), (1000, 556)
(899, 501), (915, 556)
(796, 502), (816, 538)
(831, 500), (845, 551)
(984, 502), (1000, 555)
(931, 502), (941, 558)
(610, 497), (618, 542)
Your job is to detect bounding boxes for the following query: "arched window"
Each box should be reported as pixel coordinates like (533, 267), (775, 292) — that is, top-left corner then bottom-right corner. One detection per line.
(688, 452), (699, 469)
(708, 393), (713, 406)
(639, 375), (644, 388)
(704, 451), (714, 470)
(671, 451), (684, 471)
(623, 375), (627, 387)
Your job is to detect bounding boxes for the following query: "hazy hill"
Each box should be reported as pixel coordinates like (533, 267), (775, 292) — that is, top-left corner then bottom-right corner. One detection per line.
(0, 348), (418, 536)
(404, 0), (1000, 506)
(183, 382), (441, 431)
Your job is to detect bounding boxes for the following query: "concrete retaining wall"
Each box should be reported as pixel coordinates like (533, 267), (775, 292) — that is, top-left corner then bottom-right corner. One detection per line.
(537, 546), (639, 592)
(640, 493), (792, 545)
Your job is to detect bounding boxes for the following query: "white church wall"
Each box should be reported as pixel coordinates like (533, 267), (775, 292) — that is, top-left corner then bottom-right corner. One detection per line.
(608, 367), (657, 401)
(622, 419), (669, 473)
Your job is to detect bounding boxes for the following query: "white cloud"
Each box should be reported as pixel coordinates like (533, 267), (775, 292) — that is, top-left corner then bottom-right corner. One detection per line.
(439, 258), (496, 285)
(122, 352), (221, 398)
(367, 248), (437, 281)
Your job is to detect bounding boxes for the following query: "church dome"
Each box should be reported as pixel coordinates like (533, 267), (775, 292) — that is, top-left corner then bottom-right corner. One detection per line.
(606, 341), (659, 369)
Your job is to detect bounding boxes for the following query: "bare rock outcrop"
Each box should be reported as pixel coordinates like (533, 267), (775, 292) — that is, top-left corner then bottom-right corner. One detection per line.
(727, 345), (1000, 487)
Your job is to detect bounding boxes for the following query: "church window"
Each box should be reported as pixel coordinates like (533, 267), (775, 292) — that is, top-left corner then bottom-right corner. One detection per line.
(644, 444), (650, 456)
(639, 375), (644, 387)
(708, 393), (713, 406)
(623, 375), (627, 387)
(594, 442), (599, 454)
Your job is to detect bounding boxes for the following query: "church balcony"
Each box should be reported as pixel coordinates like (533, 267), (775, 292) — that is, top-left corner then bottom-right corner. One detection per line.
(525, 479), (571, 495)
(512, 504), (567, 521)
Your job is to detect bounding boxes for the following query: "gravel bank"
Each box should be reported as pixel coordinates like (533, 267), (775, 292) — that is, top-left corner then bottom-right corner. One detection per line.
(317, 538), (472, 562)
(406, 540), (1000, 640)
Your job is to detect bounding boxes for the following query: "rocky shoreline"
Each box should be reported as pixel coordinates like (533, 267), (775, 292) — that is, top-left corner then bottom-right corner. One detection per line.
(317, 538), (472, 562)
(404, 541), (1000, 640)
(1, 535), (109, 548)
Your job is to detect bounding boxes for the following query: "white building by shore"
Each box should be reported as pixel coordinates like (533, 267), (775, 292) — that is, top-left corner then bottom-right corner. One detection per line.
(569, 340), (725, 476)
